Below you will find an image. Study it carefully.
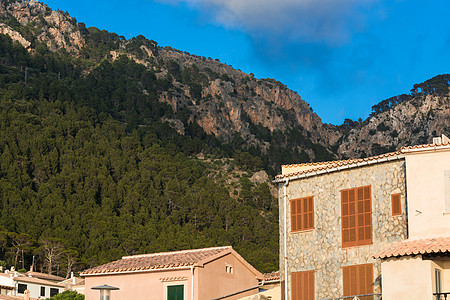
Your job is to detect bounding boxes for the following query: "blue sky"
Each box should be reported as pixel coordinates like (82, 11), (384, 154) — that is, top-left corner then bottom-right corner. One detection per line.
(43, 0), (450, 124)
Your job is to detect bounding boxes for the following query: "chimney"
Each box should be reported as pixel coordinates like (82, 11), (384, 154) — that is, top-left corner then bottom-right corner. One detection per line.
(433, 134), (449, 144)
(24, 289), (30, 300)
(72, 272), (75, 284)
(0, 266), (3, 272)
(30, 265), (33, 272)
(11, 266), (15, 272)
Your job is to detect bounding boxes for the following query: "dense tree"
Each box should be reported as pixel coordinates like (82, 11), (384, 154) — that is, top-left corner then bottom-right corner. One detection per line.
(49, 291), (84, 300)
(0, 34), (279, 274)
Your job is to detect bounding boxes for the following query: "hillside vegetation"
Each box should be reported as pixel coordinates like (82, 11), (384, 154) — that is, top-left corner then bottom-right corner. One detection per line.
(0, 34), (278, 274)
(0, 0), (448, 277)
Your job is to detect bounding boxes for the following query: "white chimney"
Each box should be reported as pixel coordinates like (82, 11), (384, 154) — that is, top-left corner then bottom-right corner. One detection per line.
(433, 134), (449, 144)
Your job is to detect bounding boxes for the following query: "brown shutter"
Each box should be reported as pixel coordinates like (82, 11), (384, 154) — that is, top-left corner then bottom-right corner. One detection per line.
(343, 264), (374, 299)
(308, 197), (314, 229)
(290, 197), (314, 232)
(342, 186), (372, 248)
(291, 200), (297, 231)
(391, 193), (401, 216)
(292, 271), (314, 300)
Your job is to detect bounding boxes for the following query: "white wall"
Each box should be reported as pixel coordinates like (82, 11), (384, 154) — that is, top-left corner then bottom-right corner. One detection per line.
(404, 148), (450, 239)
(381, 256), (433, 300)
(15, 281), (65, 299)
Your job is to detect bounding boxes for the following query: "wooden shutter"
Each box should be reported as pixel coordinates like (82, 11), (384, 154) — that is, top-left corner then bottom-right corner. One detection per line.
(343, 264), (373, 299)
(291, 270), (314, 300)
(342, 186), (372, 247)
(357, 186), (372, 245)
(391, 193), (401, 216)
(290, 197), (314, 232)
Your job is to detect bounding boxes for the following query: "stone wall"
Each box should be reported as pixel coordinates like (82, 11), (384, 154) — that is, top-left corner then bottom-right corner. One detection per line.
(278, 159), (407, 300)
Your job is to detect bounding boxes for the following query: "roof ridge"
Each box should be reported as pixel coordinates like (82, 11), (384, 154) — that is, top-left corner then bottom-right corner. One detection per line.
(374, 236), (450, 259)
(275, 150), (402, 180)
(401, 141), (450, 151)
(122, 246), (232, 259)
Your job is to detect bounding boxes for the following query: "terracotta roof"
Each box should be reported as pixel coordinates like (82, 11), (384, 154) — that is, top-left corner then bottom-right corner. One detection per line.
(281, 161), (335, 169)
(401, 141), (450, 152)
(13, 276), (65, 287)
(275, 150), (403, 181)
(263, 271), (280, 282)
(81, 246), (233, 275)
(0, 296), (37, 300)
(25, 271), (65, 282)
(275, 140), (450, 182)
(374, 237), (450, 259)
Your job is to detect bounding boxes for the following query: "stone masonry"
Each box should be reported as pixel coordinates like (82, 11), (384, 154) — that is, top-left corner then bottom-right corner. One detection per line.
(278, 159), (407, 300)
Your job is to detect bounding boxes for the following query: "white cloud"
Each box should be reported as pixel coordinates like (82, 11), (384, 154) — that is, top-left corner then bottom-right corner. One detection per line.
(159, 0), (375, 46)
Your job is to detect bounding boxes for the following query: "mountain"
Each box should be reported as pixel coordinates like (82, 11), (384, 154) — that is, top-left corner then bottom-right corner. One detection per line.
(0, 0), (448, 276)
(0, 0), (342, 172)
(336, 76), (450, 158)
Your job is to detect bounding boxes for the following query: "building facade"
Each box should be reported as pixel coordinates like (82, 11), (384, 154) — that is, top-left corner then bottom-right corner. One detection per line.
(374, 140), (450, 300)
(81, 246), (263, 300)
(275, 137), (450, 300)
(0, 271), (65, 299)
(275, 153), (408, 300)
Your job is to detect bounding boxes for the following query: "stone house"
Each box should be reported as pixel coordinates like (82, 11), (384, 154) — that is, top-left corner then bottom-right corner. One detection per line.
(81, 246), (264, 300)
(273, 136), (450, 300)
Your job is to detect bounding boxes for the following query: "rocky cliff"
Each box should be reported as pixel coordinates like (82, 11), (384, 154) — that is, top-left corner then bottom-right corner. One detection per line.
(0, 0), (448, 166)
(337, 90), (450, 158)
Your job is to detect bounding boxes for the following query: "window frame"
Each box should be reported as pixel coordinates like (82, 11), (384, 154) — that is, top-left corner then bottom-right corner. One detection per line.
(290, 196), (314, 232)
(50, 288), (59, 297)
(17, 283), (27, 294)
(291, 270), (315, 300)
(167, 284), (184, 300)
(341, 185), (372, 248)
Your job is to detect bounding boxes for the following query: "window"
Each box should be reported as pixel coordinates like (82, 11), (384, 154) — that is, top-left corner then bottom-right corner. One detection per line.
(40, 286), (46, 297)
(17, 284), (27, 294)
(290, 196), (314, 232)
(50, 288), (59, 297)
(291, 270), (314, 300)
(435, 269), (442, 293)
(343, 264), (373, 299)
(167, 285), (184, 300)
(226, 265), (233, 273)
(341, 186), (372, 248)
(391, 193), (401, 216)
(445, 171), (450, 213)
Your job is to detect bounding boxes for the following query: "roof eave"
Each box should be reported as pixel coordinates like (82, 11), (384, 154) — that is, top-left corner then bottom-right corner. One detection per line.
(81, 265), (193, 277)
(273, 154), (405, 183)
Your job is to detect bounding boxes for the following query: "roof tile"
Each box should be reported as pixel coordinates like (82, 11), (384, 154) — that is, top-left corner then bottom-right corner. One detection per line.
(81, 246), (232, 275)
(276, 150), (403, 180)
(373, 237), (450, 259)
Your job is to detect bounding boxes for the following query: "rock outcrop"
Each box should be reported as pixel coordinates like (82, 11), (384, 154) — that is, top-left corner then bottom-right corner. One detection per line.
(0, 0), (448, 164)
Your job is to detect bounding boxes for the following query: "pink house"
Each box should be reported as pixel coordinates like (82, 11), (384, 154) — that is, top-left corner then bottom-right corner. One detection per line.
(81, 246), (264, 300)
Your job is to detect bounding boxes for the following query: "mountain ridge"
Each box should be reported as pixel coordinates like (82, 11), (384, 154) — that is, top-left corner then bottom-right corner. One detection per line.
(0, 0), (448, 277)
